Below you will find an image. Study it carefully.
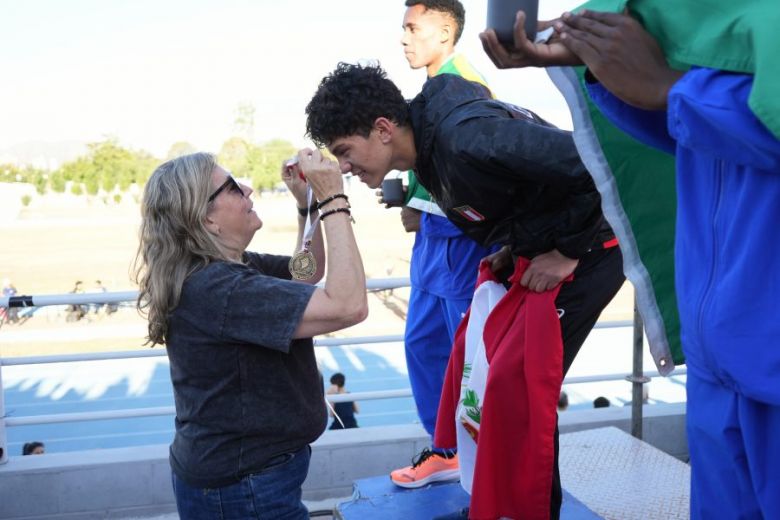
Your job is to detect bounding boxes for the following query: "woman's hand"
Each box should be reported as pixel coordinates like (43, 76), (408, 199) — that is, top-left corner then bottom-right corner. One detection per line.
(295, 148), (344, 202)
(281, 158), (309, 208)
(480, 11), (580, 69)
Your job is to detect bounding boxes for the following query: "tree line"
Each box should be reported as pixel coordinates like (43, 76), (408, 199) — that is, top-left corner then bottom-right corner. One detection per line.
(1, 137), (298, 201)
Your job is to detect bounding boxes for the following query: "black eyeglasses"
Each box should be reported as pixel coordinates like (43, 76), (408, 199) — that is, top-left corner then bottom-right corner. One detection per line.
(207, 176), (243, 203)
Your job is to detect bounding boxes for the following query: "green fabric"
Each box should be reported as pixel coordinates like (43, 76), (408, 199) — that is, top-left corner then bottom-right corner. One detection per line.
(548, 64), (682, 370)
(579, 0), (780, 139)
(543, 3), (680, 368)
(405, 54), (491, 213)
(580, 68), (682, 365)
(561, 0), (780, 366)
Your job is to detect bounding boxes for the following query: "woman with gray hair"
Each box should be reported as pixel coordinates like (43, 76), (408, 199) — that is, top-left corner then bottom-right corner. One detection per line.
(134, 150), (367, 519)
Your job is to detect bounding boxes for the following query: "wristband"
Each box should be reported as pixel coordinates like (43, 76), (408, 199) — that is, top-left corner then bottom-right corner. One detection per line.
(317, 193), (349, 210)
(297, 202), (319, 217)
(319, 207), (352, 221)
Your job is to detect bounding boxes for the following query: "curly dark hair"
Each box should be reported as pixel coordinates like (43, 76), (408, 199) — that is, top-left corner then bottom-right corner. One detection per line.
(405, 0), (466, 43)
(306, 62), (410, 148)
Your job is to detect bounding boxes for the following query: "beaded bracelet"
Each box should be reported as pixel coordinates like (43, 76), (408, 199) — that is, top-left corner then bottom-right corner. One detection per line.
(317, 193), (349, 210)
(319, 207), (352, 221)
(297, 202), (319, 217)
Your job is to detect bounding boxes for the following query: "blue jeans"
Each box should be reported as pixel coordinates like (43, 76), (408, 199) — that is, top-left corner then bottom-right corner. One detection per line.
(172, 445), (311, 520)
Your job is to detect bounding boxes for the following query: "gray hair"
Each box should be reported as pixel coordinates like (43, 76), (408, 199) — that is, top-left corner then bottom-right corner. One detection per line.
(133, 152), (228, 346)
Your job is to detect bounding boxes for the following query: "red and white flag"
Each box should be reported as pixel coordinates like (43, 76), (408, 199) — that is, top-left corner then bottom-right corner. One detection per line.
(436, 258), (568, 520)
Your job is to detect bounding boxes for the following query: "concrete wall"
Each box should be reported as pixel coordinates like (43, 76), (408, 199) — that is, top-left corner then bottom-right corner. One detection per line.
(0, 404), (687, 519)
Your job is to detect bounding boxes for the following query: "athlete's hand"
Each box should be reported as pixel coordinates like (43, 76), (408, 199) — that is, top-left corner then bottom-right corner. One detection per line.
(557, 10), (683, 110)
(400, 207), (421, 233)
(521, 249), (578, 292)
(483, 245), (513, 275)
(480, 11), (579, 69)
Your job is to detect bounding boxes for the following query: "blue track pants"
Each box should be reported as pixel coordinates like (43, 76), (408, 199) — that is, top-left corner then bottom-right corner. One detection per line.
(687, 371), (780, 519)
(405, 287), (471, 449)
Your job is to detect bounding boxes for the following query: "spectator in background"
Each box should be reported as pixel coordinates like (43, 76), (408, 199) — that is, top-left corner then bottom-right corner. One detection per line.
(91, 279), (107, 314)
(22, 441), (45, 455)
(2, 278), (19, 323)
(66, 280), (87, 322)
(593, 396), (611, 408)
(327, 372), (359, 430)
(557, 391), (569, 412)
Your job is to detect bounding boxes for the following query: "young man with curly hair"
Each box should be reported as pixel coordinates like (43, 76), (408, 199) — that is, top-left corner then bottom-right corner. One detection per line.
(306, 62), (624, 519)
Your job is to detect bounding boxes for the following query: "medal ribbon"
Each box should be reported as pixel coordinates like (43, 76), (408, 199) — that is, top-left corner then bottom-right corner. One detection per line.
(299, 185), (321, 252)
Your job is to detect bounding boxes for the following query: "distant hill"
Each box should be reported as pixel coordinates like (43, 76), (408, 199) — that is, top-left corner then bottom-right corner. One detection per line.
(0, 140), (88, 170)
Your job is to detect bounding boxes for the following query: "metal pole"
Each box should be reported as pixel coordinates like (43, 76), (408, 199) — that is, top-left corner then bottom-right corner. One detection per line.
(0, 358), (8, 464)
(627, 295), (649, 439)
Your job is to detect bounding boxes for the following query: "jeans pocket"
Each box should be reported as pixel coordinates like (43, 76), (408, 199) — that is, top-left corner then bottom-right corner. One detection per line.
(256, 451), (296, 474)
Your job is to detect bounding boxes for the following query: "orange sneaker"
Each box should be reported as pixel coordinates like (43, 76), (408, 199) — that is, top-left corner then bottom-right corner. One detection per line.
(390, 448), (459, 488)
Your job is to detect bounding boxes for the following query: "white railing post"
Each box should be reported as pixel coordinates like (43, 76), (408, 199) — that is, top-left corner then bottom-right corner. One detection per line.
(0, 358), (8, 464)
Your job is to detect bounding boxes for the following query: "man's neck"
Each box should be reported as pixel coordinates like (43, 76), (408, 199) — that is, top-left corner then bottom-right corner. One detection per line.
(425, 50), (456, 78)
(391, 126), (418, 171)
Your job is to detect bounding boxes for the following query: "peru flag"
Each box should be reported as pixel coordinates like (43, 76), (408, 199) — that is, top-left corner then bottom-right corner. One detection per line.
(436, 258), (566, 520)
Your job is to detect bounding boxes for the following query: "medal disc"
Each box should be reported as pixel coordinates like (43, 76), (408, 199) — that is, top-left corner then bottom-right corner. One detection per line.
(289, 250), (317, 280)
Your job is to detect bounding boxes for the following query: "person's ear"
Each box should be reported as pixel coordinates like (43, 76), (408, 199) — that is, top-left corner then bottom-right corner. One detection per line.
(204, 215), (220, 236)
(440, 23), (452, 44)
(374, 117), (396, 144)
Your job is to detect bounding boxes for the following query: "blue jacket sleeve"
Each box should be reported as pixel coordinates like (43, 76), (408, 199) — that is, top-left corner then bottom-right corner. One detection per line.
(585, 79), (676, 155)
(667, 68), (780, 172)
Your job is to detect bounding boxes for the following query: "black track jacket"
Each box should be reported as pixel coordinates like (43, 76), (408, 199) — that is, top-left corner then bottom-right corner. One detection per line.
(409, 74), (614, 260)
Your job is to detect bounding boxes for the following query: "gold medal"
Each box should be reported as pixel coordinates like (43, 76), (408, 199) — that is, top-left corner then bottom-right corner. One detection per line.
(290, 188), (318, 281)
(289, 249), (317, 280)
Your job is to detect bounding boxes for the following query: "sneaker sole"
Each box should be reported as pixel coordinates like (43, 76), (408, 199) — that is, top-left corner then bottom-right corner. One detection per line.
(390, 469), (460, 489)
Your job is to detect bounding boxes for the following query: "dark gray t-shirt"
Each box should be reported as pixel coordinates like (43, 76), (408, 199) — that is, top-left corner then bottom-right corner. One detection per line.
(166, 252), (325, 488)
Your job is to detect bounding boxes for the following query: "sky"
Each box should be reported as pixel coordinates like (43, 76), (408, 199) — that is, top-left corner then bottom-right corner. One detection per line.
(0, 0), (582, 161)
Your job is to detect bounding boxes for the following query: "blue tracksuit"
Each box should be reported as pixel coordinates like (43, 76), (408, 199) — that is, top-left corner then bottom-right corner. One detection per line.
(588, 68), (780, 519)
(404, 55), (496, 449)
(406, 212), (492, 444)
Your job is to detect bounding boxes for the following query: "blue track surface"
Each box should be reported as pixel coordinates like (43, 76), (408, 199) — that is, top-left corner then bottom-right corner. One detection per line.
(3, 344), (418, 455)
(3, 329), (687, 455)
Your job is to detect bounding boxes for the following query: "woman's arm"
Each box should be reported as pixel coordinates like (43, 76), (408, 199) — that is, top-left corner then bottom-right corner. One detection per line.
(282, 161), (325, 284)
(292, 149), (368, 338)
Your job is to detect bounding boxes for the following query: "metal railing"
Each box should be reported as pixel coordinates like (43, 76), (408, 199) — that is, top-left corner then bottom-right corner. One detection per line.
(0, 278), (660, 464)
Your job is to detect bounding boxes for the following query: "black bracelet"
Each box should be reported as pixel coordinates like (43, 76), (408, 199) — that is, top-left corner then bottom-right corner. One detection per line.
(319, 207), (352, 221)
(297, 202), (319, 217)
(317, 193), (349, 210)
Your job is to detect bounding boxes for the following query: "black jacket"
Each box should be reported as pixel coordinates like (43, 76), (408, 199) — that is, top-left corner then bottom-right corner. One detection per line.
(409, 74), (613, 259)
